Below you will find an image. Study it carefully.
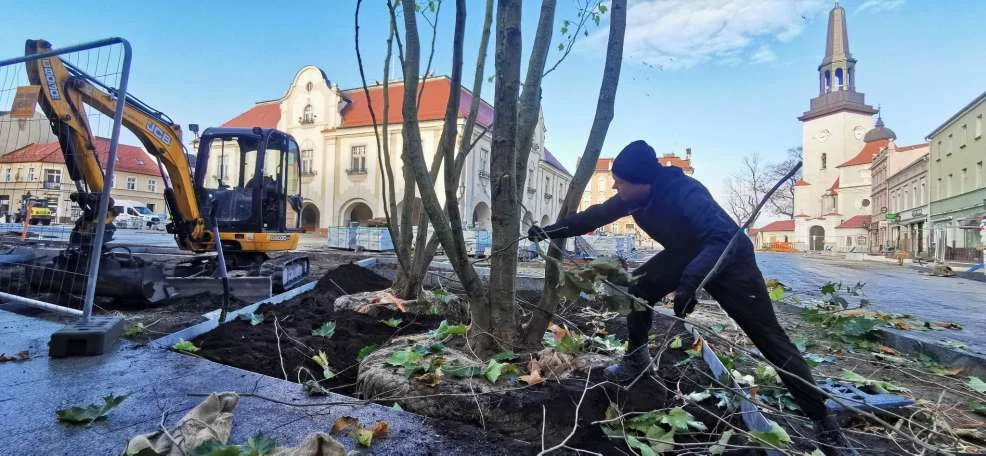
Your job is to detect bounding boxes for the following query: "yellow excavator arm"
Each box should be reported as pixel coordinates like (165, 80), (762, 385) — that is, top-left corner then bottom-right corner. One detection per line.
(25, 39), (208, 249)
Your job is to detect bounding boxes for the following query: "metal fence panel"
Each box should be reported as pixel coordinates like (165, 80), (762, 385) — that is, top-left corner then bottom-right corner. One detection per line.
(0, 38), (131, 319)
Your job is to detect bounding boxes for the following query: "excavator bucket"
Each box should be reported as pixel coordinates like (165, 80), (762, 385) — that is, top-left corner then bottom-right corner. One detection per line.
(26, 250), (173, 306)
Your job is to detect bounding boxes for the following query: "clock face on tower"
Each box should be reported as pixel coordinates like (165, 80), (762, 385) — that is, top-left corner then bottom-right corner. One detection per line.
(853, 126), (865, 140)
(814, 129), (831, 143)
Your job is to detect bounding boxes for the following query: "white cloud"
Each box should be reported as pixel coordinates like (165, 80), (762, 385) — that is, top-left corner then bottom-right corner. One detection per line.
(588, 0), (830, 70)
(750, 44), (778, 64)
(856, 0), (906, 14)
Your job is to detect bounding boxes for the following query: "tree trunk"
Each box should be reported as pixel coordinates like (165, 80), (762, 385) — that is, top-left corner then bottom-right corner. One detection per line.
(524, 0), (627, 346)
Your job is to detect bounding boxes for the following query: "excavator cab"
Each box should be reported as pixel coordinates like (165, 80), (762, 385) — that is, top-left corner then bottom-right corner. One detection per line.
(195, 127), (302, 237)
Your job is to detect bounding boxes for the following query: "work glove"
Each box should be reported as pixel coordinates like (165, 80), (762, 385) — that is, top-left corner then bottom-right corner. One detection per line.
(673, 287), (697, 318)
(528, 224), (550, 242)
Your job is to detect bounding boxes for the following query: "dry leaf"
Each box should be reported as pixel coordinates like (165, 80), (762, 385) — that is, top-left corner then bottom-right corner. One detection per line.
(879, 345), (898, 355)
(382, 291), (406, 313)
(518, 360), (545, 385)
(414, 367), (442, 387)
(0, 351), (29, 362)
(371, 420), (390, 438)
(894, 321), (913, 330)
(331, 416), (359, 434)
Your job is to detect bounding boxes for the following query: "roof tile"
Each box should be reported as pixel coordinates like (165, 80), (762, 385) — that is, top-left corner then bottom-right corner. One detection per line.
(757, 219), (795, 232)
(0, 138), (160, 176)
(837, 139), (889, 168)
(836, 214), (870, 229)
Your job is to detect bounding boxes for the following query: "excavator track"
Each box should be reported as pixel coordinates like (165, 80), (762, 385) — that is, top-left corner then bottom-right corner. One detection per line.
(259, 253), (310, 292)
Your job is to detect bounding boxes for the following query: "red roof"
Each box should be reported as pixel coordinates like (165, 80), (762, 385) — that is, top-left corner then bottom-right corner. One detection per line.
(795, 213), (811, 218)
(1, 138), (160, 176)
(827, 177), (840, 194)
(757, 219), (795, 232)
(895, 143), (929, 152)
(222, 102), (280, 128)
(836, 215), (870, 229)
(339, 77), (494, 128)
(837, 139), (889, 168)
(659, 153), (694, 174)
(794, 178), (810, 186)
(595, 158), (613, 172)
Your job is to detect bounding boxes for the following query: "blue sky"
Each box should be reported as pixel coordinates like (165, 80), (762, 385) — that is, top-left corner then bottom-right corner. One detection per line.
(2, 0), (984, 206)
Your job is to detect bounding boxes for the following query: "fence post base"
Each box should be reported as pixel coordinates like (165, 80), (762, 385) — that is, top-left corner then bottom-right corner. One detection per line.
(48, 315), (123, 358)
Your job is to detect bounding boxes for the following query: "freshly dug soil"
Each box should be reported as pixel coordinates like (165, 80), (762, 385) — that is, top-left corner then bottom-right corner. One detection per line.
(194, 263), (441, 396)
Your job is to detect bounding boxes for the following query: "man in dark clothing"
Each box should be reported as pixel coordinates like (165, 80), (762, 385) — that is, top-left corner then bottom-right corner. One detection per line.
(529, 140), (858, 456)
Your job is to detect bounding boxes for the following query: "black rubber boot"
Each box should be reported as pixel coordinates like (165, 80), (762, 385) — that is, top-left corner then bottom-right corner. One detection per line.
(812, 415), (860, 456)
(603, 346), (651, 383)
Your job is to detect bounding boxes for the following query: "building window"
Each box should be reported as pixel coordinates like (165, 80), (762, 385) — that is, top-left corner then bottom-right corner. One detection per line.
(961, 168), (967, 194)
(45, 169), (61, 184)
(937, 178), (943, 199)
(148, 179), (156, 192)
(820, 153), (827, 170)
(27, 168), (34, 181)
(127, 177), (136, 190)
(912, 184), (917, 208)
(946, 174), (952, 197)
(306, 81), (314, 92)
(349, 145), (366, 173)
(977, 162), (983, 188)
(301, 148), (314, 175)
(961, 124), (968, 148)
(3, 168), (10, 182)
(976, 114), (983, 139)
(300, 104), (315, 124)
(920, 180), (926, 205)
(597, 175), (605, 191)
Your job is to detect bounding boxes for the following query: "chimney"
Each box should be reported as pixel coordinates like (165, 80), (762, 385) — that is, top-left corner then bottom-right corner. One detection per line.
(686, 147), (692, 160)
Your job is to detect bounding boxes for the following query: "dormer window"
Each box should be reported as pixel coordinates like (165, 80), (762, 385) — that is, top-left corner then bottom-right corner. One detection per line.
(306, 81), (314, 92)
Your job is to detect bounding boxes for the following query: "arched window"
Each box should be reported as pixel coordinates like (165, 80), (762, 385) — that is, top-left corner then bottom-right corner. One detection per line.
(300, 104), (315, 124)
(821, 153), (827, 170)
(835, 68), (844, 90)
(824, 70), (831, 93)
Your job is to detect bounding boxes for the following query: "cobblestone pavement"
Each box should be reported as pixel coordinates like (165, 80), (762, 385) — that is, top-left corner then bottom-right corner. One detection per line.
(755, 251), (986, 355)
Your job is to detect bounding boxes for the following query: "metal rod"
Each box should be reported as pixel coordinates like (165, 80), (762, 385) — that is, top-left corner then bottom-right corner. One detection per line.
(0, 37), (128, 67)
(0, 291), (83, 317)
(80, 38), (132, 322)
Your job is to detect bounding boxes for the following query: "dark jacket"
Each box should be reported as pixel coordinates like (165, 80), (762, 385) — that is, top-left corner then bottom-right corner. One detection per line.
(545, 165), (752, 291)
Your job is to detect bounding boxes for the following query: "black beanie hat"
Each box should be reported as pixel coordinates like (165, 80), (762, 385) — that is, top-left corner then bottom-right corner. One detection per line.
(612, 140), (660, 184)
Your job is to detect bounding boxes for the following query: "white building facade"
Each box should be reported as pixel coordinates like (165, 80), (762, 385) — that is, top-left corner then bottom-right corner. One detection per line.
(221, 67), (570, 234)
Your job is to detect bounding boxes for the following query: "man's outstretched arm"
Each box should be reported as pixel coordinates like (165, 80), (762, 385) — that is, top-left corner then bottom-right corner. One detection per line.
(535, 196), (630, 240)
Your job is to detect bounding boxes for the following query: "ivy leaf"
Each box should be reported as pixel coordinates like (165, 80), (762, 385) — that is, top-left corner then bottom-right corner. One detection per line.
(380, 318), (402, 328)
(351, 428), (373, 447)
(492, 351), (518, 362)
(356, 344), (379, 362)
(191, 440), (241, 456)
(820, 282), (838, 295)
(391, 402), (403, 411)
(709, 430), (734, 455)
(386, 350), (423, 367)
(556, 334), (584, 354)
(644, 426), (676, 453)
(172, 339), (200, 353)
(56, 393), (131, 425)
(484, 359), (505, 383)
(124, 323), (146, 338)
(312, 321), (336, 338)
(624, 434), (657, 456)
(431, 320), (468, 340)
(250, 313), (265, 326)
(660, 407), (698, 432)
(768, 285), (785, 301)
(749, 421), (791, 448)
(598, 3), (608, 14)
(792, 335), (808, 352)
(312, 351), (335, 380)
(968, 376), (986, 394)
(558, 43), (565, 51)
(445, 360), (483, 378)
(669, 336), (683, 349)
(245, 432), (277, 456)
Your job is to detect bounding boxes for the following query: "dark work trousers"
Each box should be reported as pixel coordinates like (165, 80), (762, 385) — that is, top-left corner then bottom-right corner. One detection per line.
(626, 250), (829, 420)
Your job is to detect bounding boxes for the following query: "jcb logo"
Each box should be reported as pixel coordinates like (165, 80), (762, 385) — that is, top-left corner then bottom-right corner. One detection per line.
(145, 121), (172, 145)
(41, 59), (60, 100)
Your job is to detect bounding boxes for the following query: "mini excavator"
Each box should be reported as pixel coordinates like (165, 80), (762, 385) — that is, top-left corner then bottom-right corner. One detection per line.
(24, 39), (309, 303)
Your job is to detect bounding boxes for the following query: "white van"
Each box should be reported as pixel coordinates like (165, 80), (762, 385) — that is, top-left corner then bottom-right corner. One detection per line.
(112, 199), (162, 229)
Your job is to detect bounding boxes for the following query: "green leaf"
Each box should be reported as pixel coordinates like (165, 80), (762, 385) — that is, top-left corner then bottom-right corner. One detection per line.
(124, 322), (146, 338)
(644, 426), (676, 453)
(352, 427), (374, 447)
(669, 336), (683, 349)
(191, 440), (242, 456)
(792, 335), (808, 352)
(598, 3), (608, 14)
(380, 318), (402, 328)
(302, 380), (329, 396)
(768, 285), (785, 301)
(312, 351), (335, 380)
(840, 317), (879, 337)
(356, 344), (379, 362)
(709, 429), (733, 455)
(684, 391), (711, 402)
(386, 350), (422, 367)
(431, 320), (468, 340)
(624, 434), (657, 456)
(970, 402), (986, 416)
(484, 359), (505, 383)
(250, 313), (265, 326)
(492, 351), (518, 362)
(172, 339), (200, 353)
(749, 421), (791, 448)
(755, 364), (781, 385)
(445, 360), (483, 378)
(558, 43), (565, 51)
(660, 407), (696, 432)
(56, 393), (131, 425)
(556, 334), (584, 354)
(391, 402), (403, 411)
(312, 321), (336, 338)
(820, 282), (837, 295)
(245, 432), (277, 456)
(968, 377), (986, 394)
